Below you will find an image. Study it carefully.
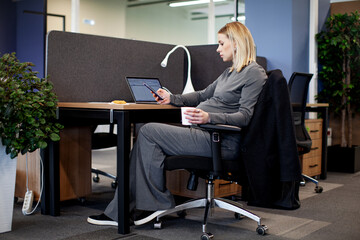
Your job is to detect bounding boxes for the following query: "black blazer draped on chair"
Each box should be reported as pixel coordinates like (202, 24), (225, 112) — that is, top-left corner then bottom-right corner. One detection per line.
(240, 69), (302, 210)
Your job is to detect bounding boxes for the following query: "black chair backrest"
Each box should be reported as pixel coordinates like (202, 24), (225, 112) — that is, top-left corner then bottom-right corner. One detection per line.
(287, 72), (313, 153)
(288, 72), (313, 123)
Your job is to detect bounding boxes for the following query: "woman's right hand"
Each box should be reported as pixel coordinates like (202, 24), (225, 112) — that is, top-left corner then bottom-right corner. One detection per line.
(155, 88), (171, 104)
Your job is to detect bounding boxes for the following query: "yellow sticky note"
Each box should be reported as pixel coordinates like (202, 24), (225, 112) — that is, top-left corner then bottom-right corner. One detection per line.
(111, 100), (127, 104)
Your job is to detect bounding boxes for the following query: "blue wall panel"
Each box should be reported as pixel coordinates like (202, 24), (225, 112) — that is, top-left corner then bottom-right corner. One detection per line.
(16, 0), (45, 77)
(0, 0), (16, 54)
(246, 0), (293, 80)
(291, 0), (310, 75)
(246, 0), (330, 82)
(319, 0), (331, 31)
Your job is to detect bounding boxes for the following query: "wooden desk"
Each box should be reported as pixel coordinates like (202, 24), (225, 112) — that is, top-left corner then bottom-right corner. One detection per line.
(306, 103), (329, 179)
(41, 102), (180, 235)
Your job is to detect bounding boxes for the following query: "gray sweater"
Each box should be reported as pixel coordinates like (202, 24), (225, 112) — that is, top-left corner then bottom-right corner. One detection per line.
(170, 61), (267, 128)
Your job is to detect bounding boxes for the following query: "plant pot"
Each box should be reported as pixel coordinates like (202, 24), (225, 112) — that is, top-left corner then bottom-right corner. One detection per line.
(327, 145), (360, 173)
(0, 140), (18, 233)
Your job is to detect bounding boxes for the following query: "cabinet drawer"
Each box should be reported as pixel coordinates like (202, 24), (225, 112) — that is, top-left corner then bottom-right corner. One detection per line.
(305, 120), (322, 140)
(302, 157), (321, 177)
(303, 138), (322, 159)
(214, 180), (241, 197)
(167, 170), (242, 199)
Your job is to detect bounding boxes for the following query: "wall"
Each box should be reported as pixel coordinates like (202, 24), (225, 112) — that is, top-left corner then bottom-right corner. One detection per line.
(47, 0), (230, 46)
(245, 0), (331, 81)
(47, 0), (72, 32)
(291, 0), (310, 77)
(126, 4), (230, 45)
(330, 0), (360, 14)
(47, 0), (126, 38)
(0, 0), (16, 54)
(16, 0), (45, 77)
(245, 0), (310, 81)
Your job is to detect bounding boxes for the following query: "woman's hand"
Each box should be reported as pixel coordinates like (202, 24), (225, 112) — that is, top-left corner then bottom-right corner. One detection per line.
(184, 108), (210, 124)
(155, 89), (171, 104)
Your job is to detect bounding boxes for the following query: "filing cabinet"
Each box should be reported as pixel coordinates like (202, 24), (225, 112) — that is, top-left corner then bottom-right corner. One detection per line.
(302, 119), (322, 177)
(166, 169), (242, 199)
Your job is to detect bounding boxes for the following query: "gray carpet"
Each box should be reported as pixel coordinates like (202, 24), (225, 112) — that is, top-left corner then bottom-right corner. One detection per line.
(1, 147), (360, 240)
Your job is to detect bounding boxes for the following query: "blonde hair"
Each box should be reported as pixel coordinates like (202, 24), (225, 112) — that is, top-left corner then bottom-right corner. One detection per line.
(218, 22), (256, 72)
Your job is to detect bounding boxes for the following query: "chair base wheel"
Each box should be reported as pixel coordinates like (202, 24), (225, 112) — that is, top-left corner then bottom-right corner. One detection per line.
(177, 210), (187, 218)
(111, 181), (117, 189)
(78, 197), (86, 204)
(154, 220), (162, 229)
(315, 185), (323, 193)
(93, 175), (99, 183)
(201, 232), (214, 240)
(234, 212), (245, 220)
(256, 225), (268, 235)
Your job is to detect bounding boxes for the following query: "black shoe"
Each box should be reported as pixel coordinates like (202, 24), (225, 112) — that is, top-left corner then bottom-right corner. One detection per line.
(134, 210), (166, 226)
(87, 213), (118, 226)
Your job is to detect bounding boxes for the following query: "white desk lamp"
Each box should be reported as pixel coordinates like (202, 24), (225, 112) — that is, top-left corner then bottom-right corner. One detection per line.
(161, 45), (195, 94)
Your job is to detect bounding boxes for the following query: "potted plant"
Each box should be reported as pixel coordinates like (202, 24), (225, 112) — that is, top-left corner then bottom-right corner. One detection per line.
(316, 11), (360, 173)
(0, 52), (63, 233)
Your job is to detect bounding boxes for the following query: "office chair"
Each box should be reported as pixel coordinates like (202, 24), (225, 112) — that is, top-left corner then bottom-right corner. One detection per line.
(288, 72), (323, 193)
(158, 125), (267, 239)
(146, 72), (296, 239)
(91, 124), (117, 188)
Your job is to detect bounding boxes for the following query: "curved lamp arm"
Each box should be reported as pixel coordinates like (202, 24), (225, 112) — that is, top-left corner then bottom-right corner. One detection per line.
(161, 45), (195, 94)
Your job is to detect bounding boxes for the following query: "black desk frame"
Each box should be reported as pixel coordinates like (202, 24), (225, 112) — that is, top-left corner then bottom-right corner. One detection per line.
(41, 107), (180, 234)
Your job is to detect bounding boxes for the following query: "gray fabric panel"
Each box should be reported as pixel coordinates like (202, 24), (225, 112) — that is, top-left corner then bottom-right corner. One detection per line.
(187, 44), (231, 91)
(187, 44), (267, 91)
(46, 31), (185, 102)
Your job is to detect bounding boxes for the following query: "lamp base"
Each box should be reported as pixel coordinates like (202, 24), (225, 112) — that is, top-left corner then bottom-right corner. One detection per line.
(182, 78), (195, 94)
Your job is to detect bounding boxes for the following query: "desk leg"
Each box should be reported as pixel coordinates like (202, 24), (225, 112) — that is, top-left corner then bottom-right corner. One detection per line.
(320, 107), (328, 180)
(115, 111), (130, 234)
(41, 140), (60, 216)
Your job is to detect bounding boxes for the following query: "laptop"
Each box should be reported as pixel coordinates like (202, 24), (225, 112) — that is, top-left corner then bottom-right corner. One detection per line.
(126, 77), (162, 103)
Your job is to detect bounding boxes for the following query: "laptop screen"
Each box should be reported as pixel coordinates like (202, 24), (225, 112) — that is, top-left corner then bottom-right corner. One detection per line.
(126, 77), (162, 103)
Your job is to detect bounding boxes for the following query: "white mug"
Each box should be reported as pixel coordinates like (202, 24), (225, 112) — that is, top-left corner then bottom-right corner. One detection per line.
(181, 107), (196, 125)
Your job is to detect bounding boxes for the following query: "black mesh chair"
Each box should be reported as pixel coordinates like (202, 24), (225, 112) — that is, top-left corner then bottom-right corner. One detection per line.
(91, 124), (117, 188)
(288, 72), (323, 193)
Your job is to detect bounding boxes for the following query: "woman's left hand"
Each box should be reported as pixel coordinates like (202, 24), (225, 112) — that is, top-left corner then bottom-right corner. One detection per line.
(184, 108), (210, 124)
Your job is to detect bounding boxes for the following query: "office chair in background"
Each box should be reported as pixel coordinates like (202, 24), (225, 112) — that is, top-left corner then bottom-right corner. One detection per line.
(288, 72), (323, 193)
(91, 124), (117, 188)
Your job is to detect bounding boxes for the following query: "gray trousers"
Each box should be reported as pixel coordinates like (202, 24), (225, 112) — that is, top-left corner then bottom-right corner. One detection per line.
(104, 122), (212, 221)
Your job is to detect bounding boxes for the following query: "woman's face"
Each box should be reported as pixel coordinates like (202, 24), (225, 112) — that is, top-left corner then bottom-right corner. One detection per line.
(217, 33), (235, 62)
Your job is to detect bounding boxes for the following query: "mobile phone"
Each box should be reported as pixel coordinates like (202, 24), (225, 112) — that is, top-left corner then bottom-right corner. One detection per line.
(143, 83), (164, 100)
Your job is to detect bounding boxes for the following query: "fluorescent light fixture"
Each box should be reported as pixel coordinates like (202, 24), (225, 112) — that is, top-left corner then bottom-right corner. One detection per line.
(169, 0), (226, 8)
(83, 19), (95, 26)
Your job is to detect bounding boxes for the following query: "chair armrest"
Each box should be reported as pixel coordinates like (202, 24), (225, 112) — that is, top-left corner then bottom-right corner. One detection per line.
(198, 124), (241, 133)
(197, 124), (241, 177)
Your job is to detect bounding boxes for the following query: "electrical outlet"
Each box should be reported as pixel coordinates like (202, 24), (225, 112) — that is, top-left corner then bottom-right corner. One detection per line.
(22, 190), (33, 215)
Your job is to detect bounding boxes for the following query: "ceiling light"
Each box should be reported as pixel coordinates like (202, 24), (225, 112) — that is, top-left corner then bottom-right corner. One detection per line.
(169, 0), (226, 8)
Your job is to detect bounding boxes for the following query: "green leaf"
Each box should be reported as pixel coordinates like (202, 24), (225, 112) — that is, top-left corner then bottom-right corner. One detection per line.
(49, 133), (60, 141)
(46, 102), (55, 107)
(35, 129), (45, 137)
(38, 141), (47, 149)
(10, 151), (17, 159)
